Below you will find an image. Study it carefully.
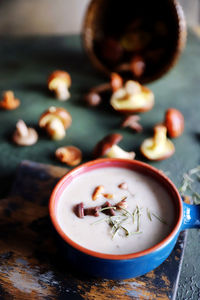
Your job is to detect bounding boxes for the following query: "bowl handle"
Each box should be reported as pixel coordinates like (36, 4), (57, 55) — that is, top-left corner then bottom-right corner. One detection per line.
(181, 202), (200, 230)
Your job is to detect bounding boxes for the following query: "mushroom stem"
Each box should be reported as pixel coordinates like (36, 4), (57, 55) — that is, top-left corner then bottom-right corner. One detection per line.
(151, 125), (167, 152)
(55, 82), (70, 101)
(46, 118), (66, 140)
(106, 145), (135, 159)
(16, 120), (29, 137)
(90, 83), (111, 94)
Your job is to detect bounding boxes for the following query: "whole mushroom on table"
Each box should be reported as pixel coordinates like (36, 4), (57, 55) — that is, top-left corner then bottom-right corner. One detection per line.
(13, 120), (38, 146)
(110, 80), (154, 114)
(140, 124), (175, 161)
(48, 70), (71, 101)
(39, 106), (72, 140)
(93, 133), (135, 160)
(84, 73), (123, 107)
(55, 146), (82, 166)
(0, 91), (20, 110)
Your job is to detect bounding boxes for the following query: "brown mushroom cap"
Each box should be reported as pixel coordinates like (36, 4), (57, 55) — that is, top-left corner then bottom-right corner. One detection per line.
(55, 146), (82, 166)
(48, 70), (71, 88)
(110, 73), (123, 92)
(0, 90), (20, 110)
(164, 108), (184, 138)
(39, 106), (72, 129)
(93, 133), (123, 158)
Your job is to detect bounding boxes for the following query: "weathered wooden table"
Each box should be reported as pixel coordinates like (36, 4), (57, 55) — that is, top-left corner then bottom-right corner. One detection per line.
(0, 31), (199, 299)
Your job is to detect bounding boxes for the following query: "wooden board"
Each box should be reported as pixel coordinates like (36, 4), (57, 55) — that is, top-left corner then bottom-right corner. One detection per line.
(0, 160), (187, 300)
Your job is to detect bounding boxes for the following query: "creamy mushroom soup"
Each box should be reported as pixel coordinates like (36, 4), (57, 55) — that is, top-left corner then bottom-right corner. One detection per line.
(57, 167), (175, 255)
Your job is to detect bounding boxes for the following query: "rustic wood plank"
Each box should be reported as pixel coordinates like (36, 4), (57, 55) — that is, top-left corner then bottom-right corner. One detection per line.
(0, 160), (187, 299)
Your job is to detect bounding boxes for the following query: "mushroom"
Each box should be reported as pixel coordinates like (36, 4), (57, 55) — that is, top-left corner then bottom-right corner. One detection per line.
(48, 70), (71, 101)
(83, 92), (102, 107)
(164, 108), (184, 138)
(13, 120), (38, 146)
(115, 55), (146, 78)
(110, 80), (154, 114)
(110, 73), (123, 92)
(140, 124), (175, 160)
(93, 133), (135, 160)
(0, 91), (20, 110)
(55, 146), (82, 166)
(84, 73), (123, 106)
(129, 56), (146, 77)
(39, 106), (72, 140)
(90, 73), (123, 94)
(121, 114), (143, 132)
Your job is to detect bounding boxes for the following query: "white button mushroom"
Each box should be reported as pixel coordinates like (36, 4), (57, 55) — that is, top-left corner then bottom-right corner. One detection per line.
(13, 120), (38, 146)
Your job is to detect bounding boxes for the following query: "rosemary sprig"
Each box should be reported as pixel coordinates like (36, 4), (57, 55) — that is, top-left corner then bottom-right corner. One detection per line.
(131, 230), (142, 235)
(151, 212), (168, 225)
(136, 206), (141, 232)
(132, 207), (137, 224)
(146, 208), (167, 225)
(120, 207), (134, 218)
(92, 203), (167, 239)
(109, 216), (129, 238)
(192, 192), (200, 205)
(147, 208), (152, 221)
(120, 226), (130, 236)
(193, 191), (200, 200)
(99, 206), (116, 212)
(179, 173), (193, 194)
(179, 166), (200, 204)
(188, 166), (200, 176)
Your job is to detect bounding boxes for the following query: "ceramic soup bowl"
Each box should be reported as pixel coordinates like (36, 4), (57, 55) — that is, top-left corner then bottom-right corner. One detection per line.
(49, 158), (200, 279)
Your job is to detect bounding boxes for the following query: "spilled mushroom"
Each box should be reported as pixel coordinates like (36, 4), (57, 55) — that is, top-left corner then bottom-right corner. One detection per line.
(13, 120), (38, 146)
(84, 73), (123, 107)
(55, 146), (82, 166)
(110, 80), (154, 114)
(39, 106), (72, 140)
(48, 70), (71, 101)
(93, 133), (135, 160)
(140, 124), (175, 160)
(0, 91), (20, 110)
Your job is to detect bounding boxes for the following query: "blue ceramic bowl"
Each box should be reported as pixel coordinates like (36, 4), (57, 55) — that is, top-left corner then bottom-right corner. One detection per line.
(49, 159), (200, 279)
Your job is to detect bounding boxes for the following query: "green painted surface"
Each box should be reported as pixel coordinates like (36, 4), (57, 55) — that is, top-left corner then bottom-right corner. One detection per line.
(0, 32), (199, 298)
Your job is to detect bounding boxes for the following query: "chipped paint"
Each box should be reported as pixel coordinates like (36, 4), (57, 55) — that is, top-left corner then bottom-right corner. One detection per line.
(9, 270), (46, 294)
(175, 255), (180, 261)
(145, 271), (156, 280)
(161, 275), (170, 287)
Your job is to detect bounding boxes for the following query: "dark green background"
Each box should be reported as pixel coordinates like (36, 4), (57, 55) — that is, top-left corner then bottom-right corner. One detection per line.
(0, 32), (199, 299)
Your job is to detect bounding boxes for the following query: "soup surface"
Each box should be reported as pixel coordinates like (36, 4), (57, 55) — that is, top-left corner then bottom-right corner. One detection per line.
(57, 167), (175, 254)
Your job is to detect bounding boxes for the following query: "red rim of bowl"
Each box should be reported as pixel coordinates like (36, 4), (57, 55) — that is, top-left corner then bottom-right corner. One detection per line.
(49, 158), (183, 260)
